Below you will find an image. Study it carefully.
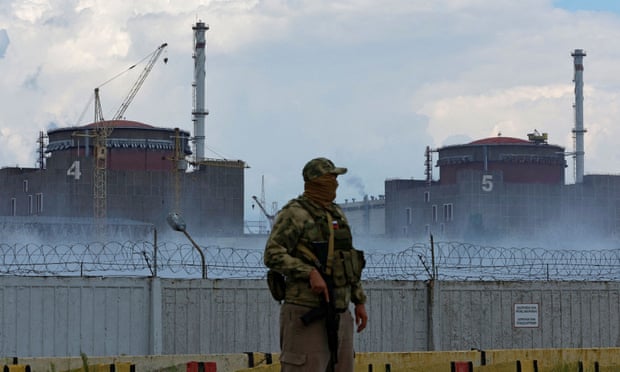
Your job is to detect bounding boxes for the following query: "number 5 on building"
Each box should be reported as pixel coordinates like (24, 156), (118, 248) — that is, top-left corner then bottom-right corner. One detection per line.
(482, 174), (493, 192)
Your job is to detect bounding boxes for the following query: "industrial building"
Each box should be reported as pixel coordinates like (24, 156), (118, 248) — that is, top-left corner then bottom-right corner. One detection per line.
(2, 42), (617, 246)
(383, 49), (620, 246)
(384, 133), (568, 242)
(339, 194), (386, 236)
(0, 21), (246, 240)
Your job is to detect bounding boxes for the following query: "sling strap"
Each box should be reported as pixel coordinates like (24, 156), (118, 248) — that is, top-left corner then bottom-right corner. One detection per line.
(325, 211), (335, 276)
(294, 210), (336, 275)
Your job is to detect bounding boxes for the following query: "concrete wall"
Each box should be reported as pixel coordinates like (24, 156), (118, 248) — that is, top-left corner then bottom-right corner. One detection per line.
(340, 197), (386, 236)
(0, 276), (619, 358)
(0, 277), (151, 357)
(434, 281), (620, 351)
(0, 161), (245, 237)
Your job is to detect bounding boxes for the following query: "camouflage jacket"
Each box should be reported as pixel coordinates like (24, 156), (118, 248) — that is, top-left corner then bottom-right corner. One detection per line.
(263, 195), (367, 310)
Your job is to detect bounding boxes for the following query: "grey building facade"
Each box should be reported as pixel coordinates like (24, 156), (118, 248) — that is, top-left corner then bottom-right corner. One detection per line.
(385, 134), (620, 246)
(0, 120), (246, 239)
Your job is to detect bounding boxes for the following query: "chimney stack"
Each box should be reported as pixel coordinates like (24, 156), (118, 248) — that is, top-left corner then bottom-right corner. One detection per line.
(192, 21), (209, 163)
(571, 49), (586, 183)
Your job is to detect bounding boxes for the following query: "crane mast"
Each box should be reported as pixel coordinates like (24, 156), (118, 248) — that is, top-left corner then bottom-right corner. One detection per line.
(93, 87), (108, 221)
(92, 43), (168, 227)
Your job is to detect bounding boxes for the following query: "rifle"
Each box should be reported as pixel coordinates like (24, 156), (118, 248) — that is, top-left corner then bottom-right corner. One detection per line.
(299, 241), (340, 368)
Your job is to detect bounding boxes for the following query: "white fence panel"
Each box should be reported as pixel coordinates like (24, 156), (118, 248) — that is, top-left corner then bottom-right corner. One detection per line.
(0, 277), (619, 357)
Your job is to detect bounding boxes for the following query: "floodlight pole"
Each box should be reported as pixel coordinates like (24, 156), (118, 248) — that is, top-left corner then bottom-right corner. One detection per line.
(167, 212), (207, 279)
(182, 230), (206, 279)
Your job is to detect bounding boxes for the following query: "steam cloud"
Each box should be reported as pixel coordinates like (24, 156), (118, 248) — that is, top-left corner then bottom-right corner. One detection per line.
(346, 175), (366, 199)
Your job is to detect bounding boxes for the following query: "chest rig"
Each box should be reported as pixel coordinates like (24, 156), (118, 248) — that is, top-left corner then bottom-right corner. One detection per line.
(293, 198), (364, 288)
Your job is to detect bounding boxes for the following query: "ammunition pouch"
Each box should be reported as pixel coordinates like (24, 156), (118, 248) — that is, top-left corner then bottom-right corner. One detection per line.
(300, 240), (366, 288)
(332, 249), (365, 287)
(267, 269), (286, 302)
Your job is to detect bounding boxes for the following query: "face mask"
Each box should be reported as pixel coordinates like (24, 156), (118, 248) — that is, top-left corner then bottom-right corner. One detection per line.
(304, 174), (338, 206)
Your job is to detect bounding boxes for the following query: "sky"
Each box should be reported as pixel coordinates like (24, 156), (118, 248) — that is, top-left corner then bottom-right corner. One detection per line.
(2, 0), (620, 223)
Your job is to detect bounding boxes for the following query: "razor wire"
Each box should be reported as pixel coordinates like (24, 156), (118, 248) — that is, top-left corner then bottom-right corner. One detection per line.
(0, 240), (620, 281)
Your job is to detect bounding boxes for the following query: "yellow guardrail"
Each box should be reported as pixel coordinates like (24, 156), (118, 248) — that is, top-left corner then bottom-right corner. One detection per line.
(235, 348), (620, 372)
(8, 349), (620, 372)
(3, 365), (31, 372)
(59, 362), (136, 372)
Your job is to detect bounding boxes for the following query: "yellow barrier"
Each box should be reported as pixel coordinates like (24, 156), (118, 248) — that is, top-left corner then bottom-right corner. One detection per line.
(60, 362), (136, 372)
(484, 348), (620, 371)
(477, 361), (517, 372)
(3, 365), (31, 372)
(113, 362), (135, 372)
(235, 364), (278, 372)
(599, 365), (620, 372)
(235, 351), (480, 372)
(243, 353), (276, 369)
(9, 349), (620, 372)
(475, 360), (538, 372)
(355, 351), (480, 372)
(235, 348), (620, 372)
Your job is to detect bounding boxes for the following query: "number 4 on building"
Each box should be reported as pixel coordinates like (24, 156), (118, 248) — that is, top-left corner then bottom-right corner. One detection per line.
(67, 160), (81, 180)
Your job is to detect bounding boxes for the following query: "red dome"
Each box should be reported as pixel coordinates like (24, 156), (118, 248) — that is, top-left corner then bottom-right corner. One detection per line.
(469, 136), (529, 145)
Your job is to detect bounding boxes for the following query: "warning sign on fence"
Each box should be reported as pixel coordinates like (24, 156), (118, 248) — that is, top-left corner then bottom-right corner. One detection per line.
(514, 303), (539, 328)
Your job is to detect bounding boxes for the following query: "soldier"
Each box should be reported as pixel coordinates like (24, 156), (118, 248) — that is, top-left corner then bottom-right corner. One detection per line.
(264, 157), (368, 372)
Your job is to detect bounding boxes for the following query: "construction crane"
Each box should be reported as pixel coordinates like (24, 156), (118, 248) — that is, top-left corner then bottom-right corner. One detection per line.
(169, 127), (188, 214)
(92, 42), (168, 223)
(252, 195), (275, 231)
(113, 43), (168, 120)
(251, 175), (277, 233)
(93, 87), (107, 222)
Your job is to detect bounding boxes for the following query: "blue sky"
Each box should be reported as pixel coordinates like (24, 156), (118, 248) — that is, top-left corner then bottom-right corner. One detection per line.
(2, 0), (620, 223)
(555, 0), (620, 13)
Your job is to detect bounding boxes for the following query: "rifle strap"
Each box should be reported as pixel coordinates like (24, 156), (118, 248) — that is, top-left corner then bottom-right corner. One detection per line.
(296, 243), (320, 268)
(293, 208), (336, 275)
(325, 211), (335, 275)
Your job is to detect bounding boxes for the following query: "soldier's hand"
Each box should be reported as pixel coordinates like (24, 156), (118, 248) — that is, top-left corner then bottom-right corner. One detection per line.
(309, 268), (329, 302)
(354, 303), (368, 333)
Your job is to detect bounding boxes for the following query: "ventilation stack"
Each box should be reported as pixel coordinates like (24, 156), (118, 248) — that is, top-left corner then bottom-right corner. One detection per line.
(192, 21), (209, 163)
(572, 49), (586, 183)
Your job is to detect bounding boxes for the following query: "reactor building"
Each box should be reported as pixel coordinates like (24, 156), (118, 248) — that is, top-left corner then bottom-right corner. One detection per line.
(382, 49), (620, 246)
(0, 21), (246, 241)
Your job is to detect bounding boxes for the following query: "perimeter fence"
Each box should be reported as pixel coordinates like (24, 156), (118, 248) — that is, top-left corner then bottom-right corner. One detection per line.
(1, 239), (620, 281)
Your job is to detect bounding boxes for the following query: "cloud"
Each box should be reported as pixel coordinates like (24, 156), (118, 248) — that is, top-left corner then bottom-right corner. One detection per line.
(2, 0), (620, 220)
(419, 84), (573, 146)
(22, 66), (42, 90)
(11, 0), (52, 23)
(0, 127), (31, 167)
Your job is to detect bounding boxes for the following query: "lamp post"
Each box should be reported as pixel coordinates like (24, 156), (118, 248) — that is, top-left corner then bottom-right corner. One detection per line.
(166, 212), (206, 279)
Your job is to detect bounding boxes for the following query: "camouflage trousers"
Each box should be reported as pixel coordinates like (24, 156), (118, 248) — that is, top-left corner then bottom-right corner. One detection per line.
(279, 302), (354, 372)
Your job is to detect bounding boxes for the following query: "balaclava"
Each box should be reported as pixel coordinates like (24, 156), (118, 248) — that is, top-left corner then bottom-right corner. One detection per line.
(304, 174), (338, 208)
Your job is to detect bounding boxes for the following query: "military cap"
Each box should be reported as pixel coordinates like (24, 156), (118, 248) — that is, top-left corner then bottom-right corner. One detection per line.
(302, 157), (347, 181)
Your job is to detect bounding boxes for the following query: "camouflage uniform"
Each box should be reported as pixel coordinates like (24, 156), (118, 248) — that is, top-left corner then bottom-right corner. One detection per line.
(264, 158), (367, 372)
